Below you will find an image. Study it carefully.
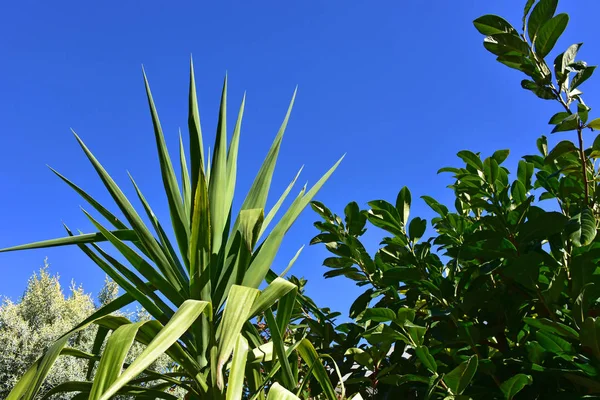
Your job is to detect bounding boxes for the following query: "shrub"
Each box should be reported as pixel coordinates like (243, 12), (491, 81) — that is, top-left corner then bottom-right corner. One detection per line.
(311, 0), (600, 398)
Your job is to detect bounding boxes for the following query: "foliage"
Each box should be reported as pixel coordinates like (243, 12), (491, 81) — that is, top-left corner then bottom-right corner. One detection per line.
(0, 261), (96, 398)
(310, 0), (600, 398)
(0, 61), (344, 399)
(0, 264), (180, 399)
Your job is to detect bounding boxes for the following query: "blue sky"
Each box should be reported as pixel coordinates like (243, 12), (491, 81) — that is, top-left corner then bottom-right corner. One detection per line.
(1, 0), (599, 314)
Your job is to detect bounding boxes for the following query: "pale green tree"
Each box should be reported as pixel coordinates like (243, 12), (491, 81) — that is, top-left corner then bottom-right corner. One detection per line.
(0, 259), (96, 397)
(0, 262), (185, 398)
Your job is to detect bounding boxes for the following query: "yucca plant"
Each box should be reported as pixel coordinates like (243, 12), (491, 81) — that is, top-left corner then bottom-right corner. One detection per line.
(0, 60), (345, 400)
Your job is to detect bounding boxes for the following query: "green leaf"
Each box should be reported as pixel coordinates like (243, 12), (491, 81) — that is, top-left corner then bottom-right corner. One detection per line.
(260, 167), (303, 239)
(297, 339), (338, 400)
(224, 93), (247, 231)
(521, 80), (555, 100)
(41, 382), (178, 400)
(483, 157), (499, 187)
(552, 113), (579, 133)
(588, 118), (600, 130)
(243, 155), (343, 289)
(208, 75), (229, 255)
(484, 34), (529, 56)
(395, 186), (411, 224)
(48, 167), (128, 230)
(534, 14), (569, 58)
(142, 69), (190, 267)
(344, 201), (367, 236)
(523, 0), (536, 30)
(444, 355), (478, 395)
(555, 43), (582, 85)
(408, 217), (427, 242)
(473, 15), (517, 36)
(571, 66), (597, 91)
(360, 308), (397, 323)
(546, 140), (577, 162)
(249, 277), (297, 318)
(236, 89), (297, 222)
(492, 149), (510, 164)
(344, 348), (373, 368)
(267, 383), (300, 400)
(536, 136), (548, 157)
(536, 330), (573, 355)
(578, 103), (590, 124)
(421, 196), (448, 216)
(265, 308), (295, 390)
(548, 112), (570, 125)
(72, 132), (186, 295)
(569, 208), (597, 247)
(82, 211), (185, 307)
(0, 229), (137, 253)
(188, 57), (205, 206)
(89, 322), (145, 400)
(216, 285), (260, 389)
(523, 317), (579, 340)
(179, 132), (192, 220)
(511, 180), (527, 204)
(500, 374), (533, 399)
(98, 300), (210, 400)
(415, 346), (437, 373)
(581, 317), (600, 360)
(528, 0), (558, 42)
(367, 200), (404, 236)
(517, 160), (534, 190)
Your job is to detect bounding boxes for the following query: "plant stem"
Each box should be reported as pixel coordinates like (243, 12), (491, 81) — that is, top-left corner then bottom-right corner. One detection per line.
(578, 126), (590, 205)
(551, 86), (590, 205)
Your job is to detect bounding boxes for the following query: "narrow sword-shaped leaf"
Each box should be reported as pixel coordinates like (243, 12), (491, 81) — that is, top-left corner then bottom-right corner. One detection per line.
(297, 338), (338, 400)
(93, 315), (200, 378)
(275, 287), (297, 334)
(208, 75), (229, 255)
(87, 326), (109, 380)
(249, 277), (297, 318)
(216, 285), (260, 389)
(0, 229), (137, 253)
(225, 335), (249, 400)
(265, 308), (295, 390)
(142, 69), (191, 266)
(41, 382), (178, 400)
(279, 245), (304, 278)
(82, 210), (185, 306)
(99, 300), (210, 400)
(189, 159), (211, 300)
(179, 131), (192, 221)
(188, 56), (205, 203)
(72, 131), (185, 293)
(267, 383), (300, 400)
(243, 155), (343, 288)
(128, 173), (189, 289)
(188, 160), (212, 368)
(89, 322), (146, 400)
(215, 208), (264, 308)
(224, 93), (246, 224)
(259, 166), (303, 240)
(83, 241), (174, 324)
(49, 167), (128, 229)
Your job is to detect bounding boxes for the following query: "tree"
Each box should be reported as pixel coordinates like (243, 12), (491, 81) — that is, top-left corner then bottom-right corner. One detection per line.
(0, 259), (96, 398)
(310, 0), (600, 398)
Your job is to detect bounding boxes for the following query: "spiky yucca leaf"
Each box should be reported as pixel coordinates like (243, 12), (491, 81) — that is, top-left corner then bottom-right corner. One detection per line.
(1, 63), (342, 399)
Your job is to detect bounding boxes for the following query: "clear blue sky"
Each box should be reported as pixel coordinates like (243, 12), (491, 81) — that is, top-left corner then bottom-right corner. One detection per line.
(1, 1), (599, 314)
